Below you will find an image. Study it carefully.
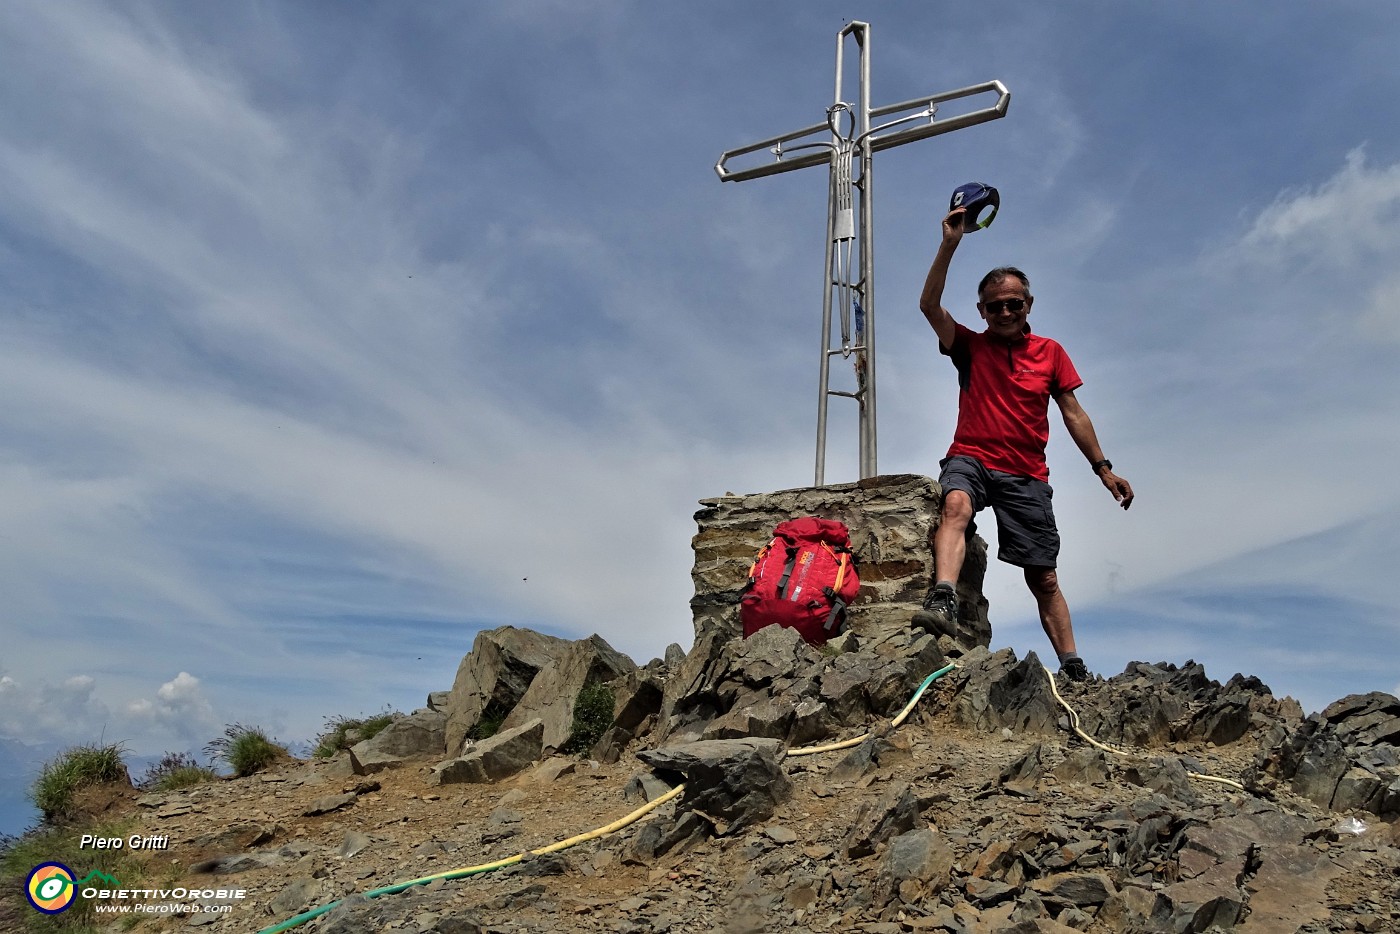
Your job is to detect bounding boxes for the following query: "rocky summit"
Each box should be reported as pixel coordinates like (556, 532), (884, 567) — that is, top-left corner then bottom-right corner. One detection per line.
(18, 476), (1400, 933)
(41, 622), (1400, 934)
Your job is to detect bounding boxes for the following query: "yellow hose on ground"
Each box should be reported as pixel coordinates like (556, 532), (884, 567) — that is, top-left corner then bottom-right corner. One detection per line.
(438, 782), (688, 875)
(1041, 663), (1246, 792)
(259, 660), (962, 933)
(257, 785), (687, 934)
(788, 661), (959, 757)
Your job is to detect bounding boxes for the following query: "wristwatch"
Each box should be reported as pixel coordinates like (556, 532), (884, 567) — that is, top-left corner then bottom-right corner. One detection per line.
(1090, 459), (1112, 475)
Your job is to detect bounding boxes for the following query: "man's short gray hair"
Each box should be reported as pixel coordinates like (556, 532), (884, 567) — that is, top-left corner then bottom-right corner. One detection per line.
(978, 266), (1031, 298)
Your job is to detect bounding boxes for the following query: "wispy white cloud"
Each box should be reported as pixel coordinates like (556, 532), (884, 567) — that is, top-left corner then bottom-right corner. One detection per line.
(0, 2), (717, 762)
(1240, 147), (1400, 268)
(0, 0), (708, 646)
(1224, 146), (1400, 354)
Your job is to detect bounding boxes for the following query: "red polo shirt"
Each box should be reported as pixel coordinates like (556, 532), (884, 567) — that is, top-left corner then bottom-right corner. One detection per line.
(941, 321), (1082, 481)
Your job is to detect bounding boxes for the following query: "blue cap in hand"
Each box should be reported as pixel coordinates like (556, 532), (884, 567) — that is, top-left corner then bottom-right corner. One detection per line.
(950, 182), (999, 231)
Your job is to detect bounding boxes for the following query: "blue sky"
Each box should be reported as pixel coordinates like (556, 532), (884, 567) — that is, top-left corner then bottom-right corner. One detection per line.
(3, 2), (1399, 835)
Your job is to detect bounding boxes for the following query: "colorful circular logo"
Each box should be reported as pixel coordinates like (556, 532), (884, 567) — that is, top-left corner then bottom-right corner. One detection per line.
(25, 862), (76, 914)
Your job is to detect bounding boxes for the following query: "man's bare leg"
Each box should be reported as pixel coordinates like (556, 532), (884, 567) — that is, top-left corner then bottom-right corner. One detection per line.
(1024, 566), (1075, 655)
(934, 490), (974, 583)
(913, 490), (975, 636)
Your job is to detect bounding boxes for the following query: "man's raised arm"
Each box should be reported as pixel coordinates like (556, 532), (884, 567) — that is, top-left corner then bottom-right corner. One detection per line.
(918, 208), (966, 351)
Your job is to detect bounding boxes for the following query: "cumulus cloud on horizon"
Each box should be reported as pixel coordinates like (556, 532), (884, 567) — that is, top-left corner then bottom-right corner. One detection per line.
(0, 669), (222, 753)
(0, 672), (110, 746)
(126, 672), (218, 746)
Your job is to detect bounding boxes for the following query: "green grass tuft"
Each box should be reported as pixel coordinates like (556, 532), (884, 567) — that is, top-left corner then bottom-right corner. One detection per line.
(313, 710), (400, 758)
(30, 743), (128, 821)
(204, 723), (288, 777)
(139, 752), (219, 792)
(561, 681), (616, 756)
(468, 702), (508, 742)
(153, 764), (219, 791)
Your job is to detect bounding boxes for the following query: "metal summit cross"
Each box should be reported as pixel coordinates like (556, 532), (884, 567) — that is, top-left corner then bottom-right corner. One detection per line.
(716, 21), (1010, 486)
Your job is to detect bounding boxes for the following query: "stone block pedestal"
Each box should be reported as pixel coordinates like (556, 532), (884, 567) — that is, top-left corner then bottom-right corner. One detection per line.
(690, 474), (990, 646)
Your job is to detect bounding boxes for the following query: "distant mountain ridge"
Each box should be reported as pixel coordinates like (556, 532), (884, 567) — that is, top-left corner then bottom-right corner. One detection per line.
(0, 736), (55, 838)
(0, 737), (170, 838)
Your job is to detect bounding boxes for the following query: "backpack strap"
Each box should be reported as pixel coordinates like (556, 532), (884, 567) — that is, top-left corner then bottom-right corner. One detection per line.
(746, 541), (772, 581)
(823, 547), (852, 632)
(823, 596), (848, 633)
(775, 546), (799, 598)
(829, 545), (848, 595)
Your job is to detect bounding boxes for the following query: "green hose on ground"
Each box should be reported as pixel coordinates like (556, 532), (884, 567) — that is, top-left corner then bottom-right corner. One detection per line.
(258, 784), (686, 934)
(258, 661), (960, 934)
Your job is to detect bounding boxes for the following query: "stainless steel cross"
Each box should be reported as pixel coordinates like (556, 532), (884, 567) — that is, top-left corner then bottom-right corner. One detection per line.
(716, 21), (1010, 486)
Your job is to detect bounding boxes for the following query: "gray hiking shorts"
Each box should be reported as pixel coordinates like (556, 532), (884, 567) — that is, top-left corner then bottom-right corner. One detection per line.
(938, 454), (1060, 568)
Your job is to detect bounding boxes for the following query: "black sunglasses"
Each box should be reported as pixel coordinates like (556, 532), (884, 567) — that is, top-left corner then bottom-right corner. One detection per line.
(982, 298), (1026, 315)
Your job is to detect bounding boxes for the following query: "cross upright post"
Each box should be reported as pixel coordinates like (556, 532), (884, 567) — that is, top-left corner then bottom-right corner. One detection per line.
(717, 21), (1010, 486)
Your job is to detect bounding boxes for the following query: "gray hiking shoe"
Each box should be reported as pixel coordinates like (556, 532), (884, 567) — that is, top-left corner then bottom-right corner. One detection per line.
(911, 587), (957, 639)
(1058, 656), (1090, 683)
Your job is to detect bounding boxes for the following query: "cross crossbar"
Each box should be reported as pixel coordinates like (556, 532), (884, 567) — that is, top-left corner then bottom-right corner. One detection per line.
(715, 80), (1011, 184)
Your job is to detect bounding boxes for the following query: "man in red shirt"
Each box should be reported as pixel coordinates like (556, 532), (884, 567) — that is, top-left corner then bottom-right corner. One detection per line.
(913, 207), (1134, 682)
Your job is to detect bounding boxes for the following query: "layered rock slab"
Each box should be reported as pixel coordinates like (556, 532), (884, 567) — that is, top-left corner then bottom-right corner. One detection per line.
(443, 626), (573, 756)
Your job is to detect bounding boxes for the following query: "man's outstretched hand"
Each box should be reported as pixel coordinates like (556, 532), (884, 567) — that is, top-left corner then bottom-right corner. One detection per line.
(1101, 470), (1134, 509)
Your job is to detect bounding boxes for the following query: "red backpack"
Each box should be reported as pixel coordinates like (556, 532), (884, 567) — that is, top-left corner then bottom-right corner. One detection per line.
(739, 517), (860, 646)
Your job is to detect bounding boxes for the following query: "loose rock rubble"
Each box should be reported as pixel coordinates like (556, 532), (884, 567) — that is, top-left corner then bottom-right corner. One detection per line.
(58, 623), (1400, 934)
